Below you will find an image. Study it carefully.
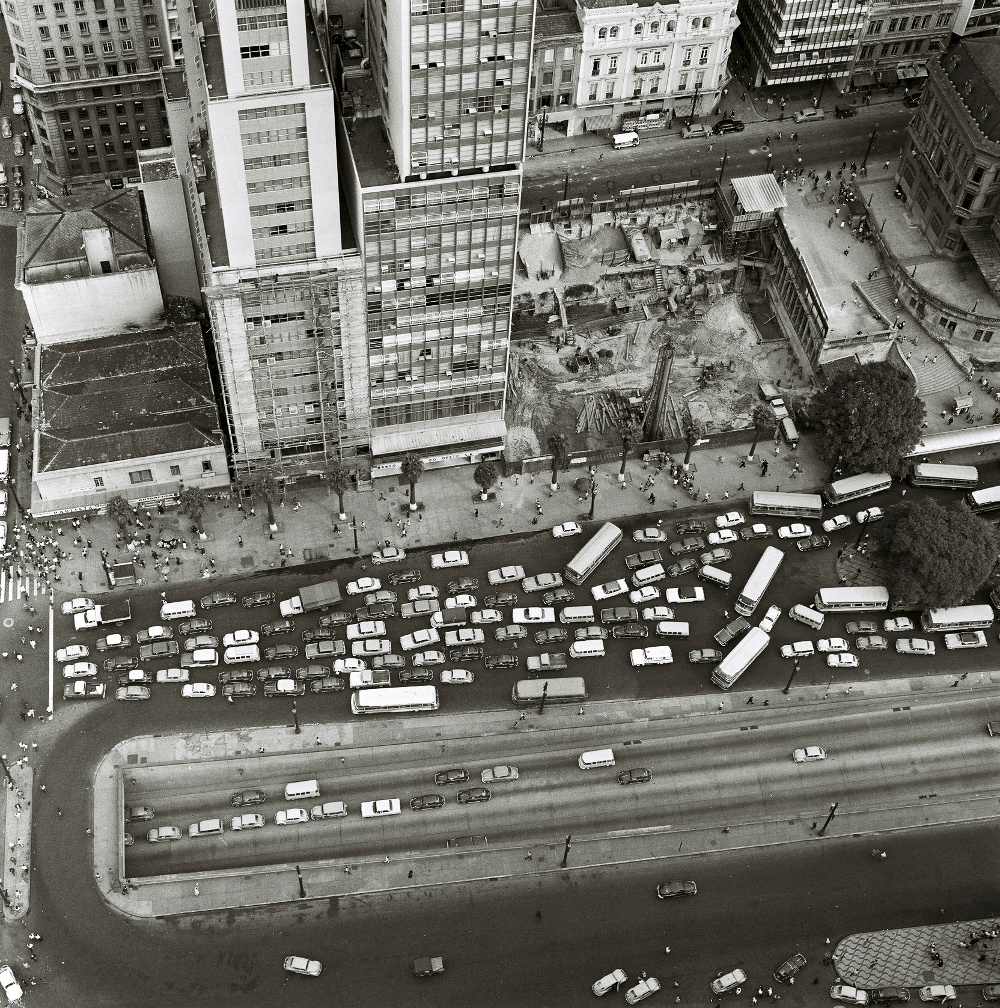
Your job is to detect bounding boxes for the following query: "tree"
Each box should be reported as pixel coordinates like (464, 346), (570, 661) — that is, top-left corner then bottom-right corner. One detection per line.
(547, 432), (569, 490)
(401, 454), (423, 511)
(682, 419), (702, 471)
(106, 495), (131, 532)
(473, 461), (498, 501)
(178, 485), (209, 535)
(616, 418), (642, 481)
(876, 499), (999, 608)
(747, 405), (774, 461)
(809, 362), (925, 477)
(323, 462), (351, 519)
(238, 466), (280, 528)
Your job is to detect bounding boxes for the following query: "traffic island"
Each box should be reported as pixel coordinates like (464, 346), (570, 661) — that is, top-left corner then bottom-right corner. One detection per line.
(1, 760), (33, 921)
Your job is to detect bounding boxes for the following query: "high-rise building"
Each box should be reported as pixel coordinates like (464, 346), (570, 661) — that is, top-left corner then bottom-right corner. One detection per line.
(851, 0), (958, 87)
(952, 0), (1000, 36)
(2, 0), (176, 186)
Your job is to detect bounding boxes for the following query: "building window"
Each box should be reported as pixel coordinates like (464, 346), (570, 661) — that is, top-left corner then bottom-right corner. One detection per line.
(867, 19), (882, 34)
(129, 469), (153, 484)
(123, 59), (135, 71)
(678, 71), (687, 90)
(102, 39), (113, 52)
(607, 55), (617, 74)
(936, 12), (950, 25)
(558, 92), (570, 105)
(58, 22), (70, 35)
(560, 67), (572, 83)
(588, 84), (598, 101)
(82, 42), (94, 54)
(201, 460), (213, 472)
(38, 25), (50, 38)
(859, 44), (873, 61)
(169, 464), (181, 476)
(633, 22), (642, 35)
(691, 17), (701, 29)
(598, 26), (606, 39)
(241, 45), (270, 58)
(650, 75), (659, 93)
(105, 61), (118, 74)
(604, 82), (615, 99)
(542, 47), (553, 62)
(681, 48), (691, 66)
(888, 18), (898, 31)
(650, 20), (658, 32)
(121, 38), (131, 50)
(147, 33), (159, 47)
(608, 25), (618, 38)
(94, 476), (105, 488)
(591, 58), (600, 76)
(699, 45), (709, 64)
(32, 3), (43, 15)
(63, 45), (74, 56)
(633, 79), (642, 96)
(116, 15), (126, 27)
(974, 329), (995, 343)
(42, 47), (56, 60)
(542, 70), (553, 85)
(97, 17), (107, 29)
(563, 46), (573, 60)
(703, 16), (711, 29)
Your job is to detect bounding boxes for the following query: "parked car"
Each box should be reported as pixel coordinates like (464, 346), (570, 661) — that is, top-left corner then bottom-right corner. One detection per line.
(387, 568), (422, 585)
(759, 605), (781, 633)
(739, 523), (773, 540)
(681, 122), (711, 139)
(712, 970), (748, 995)
(241, 591), (275, 608)
(633, 527), (667, 543)
(869, 990), (911, 1004)
(488, 566), (525, 584)
(372, 546), (406, 564)
(430, 550), (469, 569)
(201, 590), (236, 608)
(831, 984), (870, 1005)
(712, 118), (745, 134)
(592, 969), (627, 997)
(918, 986), (956, 1003)
(834, 104), (858, 118)
(552, 522), (583, 538)
(793, 107), (826, 123)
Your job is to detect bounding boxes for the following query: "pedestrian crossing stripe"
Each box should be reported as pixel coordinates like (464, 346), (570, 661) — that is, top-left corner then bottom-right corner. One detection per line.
(0, 570), (45, 603)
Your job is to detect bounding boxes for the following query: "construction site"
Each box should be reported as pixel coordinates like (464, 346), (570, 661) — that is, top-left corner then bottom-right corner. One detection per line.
(506, 177), (814, 458)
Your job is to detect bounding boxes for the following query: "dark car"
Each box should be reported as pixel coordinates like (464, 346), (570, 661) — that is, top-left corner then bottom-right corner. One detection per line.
(319, 611), (352, 627)
(870, 989), (911, 1004)
(739, 524), (773, 540)
(12, 164), (23, 187)
(373, 654), (406, 671)
(179, 618), (213, 635)
(388, 569), (422, 585)
(310, 676), (345, 693)
(534, 627), (568, 645)
(626, 550), (663, 570)
(834, 104), (858, 118)
(139, 641), (179, 660)
(434, 768), (469, 785)
(258, 665), (292, 681)
(612, 622), (647, 639)
(0, 188), (7, 208)
(356, 603), (396, 621)
(712, 118), (745, 134)
(797, 533), (831, 552)
(218, 668), (254, 685)
(231, 789), (266, 807)
(262, 618), (296, 636)
(410, 794), (445, 811)
(118, 670), (152, 686)
(400, 669), (435, 684)
(485, 653), (518, 669)
(575, 625), (607, 641)
(689, 647), (723, 663)
(675, 520), (706, 535)
(295, 665), (330, 680)
(495, 625), (527, 642)
(302, 627), (337, 643)
(601, 606), (639, 624)
(450, 645), (483, 662)
(667, 559), (698, 578)
(902, 92), (922, 107)
(10, 190), (22, 212)
(201, 590), (237, 608)
(773, 953), (807, 983)
(669, 537), (705, 555)
(242, 591), (276, 608)
(223, 682), (257, 699)
(618, 768), (652, 785)
(263, 679), (306, 697)
(366, 590), (398, 605)
(457, 787), (491, 804)
(656, 880), (697, 898)
(542, 588), (575, 606)
(264, 644), (299, 661)
(104, 656), (137, 673)
(485, 592), (518, 608)
(448, 577), (480, 593)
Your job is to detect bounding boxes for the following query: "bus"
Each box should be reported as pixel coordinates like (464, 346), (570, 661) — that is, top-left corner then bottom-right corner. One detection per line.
(734, 546), (784, 616)
(750, 491), (823, 519)
(711, 627), (770, 690)
(512, 677), (587, 705)
(905, 423), (1000, 458)
(351, 685), (440, 714)
(966, 486), (1000, 513)
(909, 463), (979, 489)
(813, 586), (890, 612)
(921, 604), (995, 632)
(564, 522), (623, 585)
(824, 473), (892, 505)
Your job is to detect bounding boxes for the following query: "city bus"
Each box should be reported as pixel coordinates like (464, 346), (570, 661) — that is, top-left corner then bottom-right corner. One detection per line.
(750, 491), (823, 519)
(823, 473), (892, 505)
(564, 522), (623, 585)
(511, 676), (587, 705)
(813, 586), (890, 612)
(966, 485), (1000, 513)
(734, 546), (784, 616)
(351, 685), (440, 715)
(908, 463), (979, 489)
(710, 627), (770, 690)
(920, 604), (995, 632)
(904, 423), (1000, 458)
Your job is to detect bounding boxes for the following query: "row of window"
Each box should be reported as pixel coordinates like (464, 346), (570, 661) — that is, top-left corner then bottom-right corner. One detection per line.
(371, 391), (503, 428)
(28, 0), (153, 17)
(858, 37), (933, 60)
(44, 38), (160, 58)
(867, 12), (950, 34)
(595, 15), (713, 41)
(41, 59), (158, 79)
(237, 102), (303, 121)
(38, 14), (145, 37)
(590, 46), (710, 76)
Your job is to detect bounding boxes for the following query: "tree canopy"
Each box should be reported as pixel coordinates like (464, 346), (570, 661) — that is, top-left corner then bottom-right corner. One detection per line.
(810, 362), (925, 477)
(876, 499), (998, 608)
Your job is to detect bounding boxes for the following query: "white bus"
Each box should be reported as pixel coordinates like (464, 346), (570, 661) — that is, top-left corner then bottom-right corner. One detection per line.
(564, 522), (623, 585)
(813, 586), (890, 612)
(734, 546), (784, 616)
(750, 491), (823, 519)
(909, 463), (979, 489)
(966, 485), (1000, 513)
(711, 627), (770, 690)
(824, 473), (892, 505)
(351, 685), (440, 714)
(512, 676), (587, 704)
(921, 604), (995, 632)
(905, 423), (1000, 458)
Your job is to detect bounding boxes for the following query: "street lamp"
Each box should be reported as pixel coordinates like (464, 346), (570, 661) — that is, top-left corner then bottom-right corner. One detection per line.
(690, 80), (701, 121)
(561, 834), (572, 868)
(291, 699), (301, 734)
(783, 659), (800, 695)
(860, 122), (880, 171)
(295, 864), (306, 898)
(588, 477), (598, 521)
(0, 754), (14, 788)
(817, 801), (839, 836)
(351, 521), (359, 554)
(563, 170), (570, 202)
(537, 104), (548, 153)
(537, 680), (549, 715)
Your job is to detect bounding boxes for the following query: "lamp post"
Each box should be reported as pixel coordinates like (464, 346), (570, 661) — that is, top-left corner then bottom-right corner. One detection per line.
(563, 170), (570, 202)
(588, 477), (598, 521)
(690, 80), (701, 120)
(561, 833), (572, 868)
(291, 699), (301, 734)
(860, 122), (879, 170)
(537, 105), (548, 153)
(783, 659), (800, 695)
(537, 680), (549, 715)
(351, 521), (359, 554)
(295, 864), (306, 898)
(0, 753), (14, 788)
(817, 801), (839, 836)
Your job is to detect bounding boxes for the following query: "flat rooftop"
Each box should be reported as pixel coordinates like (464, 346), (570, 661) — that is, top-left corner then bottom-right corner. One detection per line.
(351, 114), (399, 190)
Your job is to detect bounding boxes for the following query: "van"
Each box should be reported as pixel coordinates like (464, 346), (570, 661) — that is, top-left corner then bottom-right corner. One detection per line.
(223, 644), (261, 664)
(631, 646), (673, 666)
(0, 418), (10, 449)
(654, 621), (689, 637)
(284, 779), (320, 802)
(569, 639), (605, 659)
(613, 131), (639, 149)
(780, 416), (799, 446)
(631, 563), (667, 588)
(698, 565), (732, 589)
(188, 818), (224, 837)
(578, 748), (615, 769)
(160, 600), (196, 620)
(788, 603), (825, 630)
(759, 382), (780, 401)
(0, 450), (8, 482)
(559, 605), (595, 624)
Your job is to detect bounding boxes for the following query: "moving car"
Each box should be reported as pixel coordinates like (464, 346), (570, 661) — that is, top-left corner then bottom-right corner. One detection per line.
(457, 787), (491, 803)
(401, 629), (441, 653)
(223, 629), (259, 647)
(592, 969), (627, 996)
(834, 104), (858, 117)
(823, 514), (852, 533)
(642, 606), (675, 621)
(707, 529), (739, 546)
(413, 650), (446, 667)
(625, 977), (661, 1004)
(263, 679), (306, 697)
(918, 986), (956, 1003)
(857, 506), (885, 524)
(309, 677), (344, 693)
(400, 600), (439, 619)
(63, 681), (106, 700)
(136, 625), (173, 643)
(629, 586), (660, 605)
(552, 522), (583, 538)
(534, 627), (568, 645)
(201, 590), (237, 608)
(778, 523), (812, 539)
(488, 565), (525, 584)
(443, 628), (484, 647)
(669, 537), (705, 555)
(773, 953), (807, 982)
(264, 644), (299, 661)
(618, 767), (652, 785)
(61, 597), (95, 615)
(55, 644), (90, 662)
(495, 625), (527, 642)
(156, 668), (189, 683)
(304, 641), (343, 660)
(346, 577), (381, 595)
(347, 620), (387, 640)
(656, 880), (697, 898)
(759, 605), (782, 633)
(319, 611), (352, 627)
(667, 559), (698, 578)
(601, 606), (638, 624)
(63, 661), (98, 679)
(542, 588), (575, 606)
(857, 635), (888, 650)
(633, 527), (667, 543)
(302, 627), (337, 643)
(388, 569), (421, 585)
(441, 668), (474, 684)
(793, 746), (826, 762)
(241, 591), (275, 608)
(664, 587), (705, 604)
(275, 808), (309, 825)
(797, 533), (831, 552)
(817, 637), (848, 652)
(896, 638), (935, 655)
(182, 682), (216, 698)
(484, 594), (516, 609)
(831, 985), (870, 1005)
(372, 654), (405, 671)
(224, 682), (257, 699)
(434, 768), (469, 785)
(512, 606), (556, 624)
(231, 790), (266, 807)
(0, 117), (9, 139)
(119, 670), (152, 686)
(444, 594), (477, 611)
(96, 634), (130, 651)
(944, 630), (988, 649)
(712, 118), (745, 134)
(689, 648), (722, 663)
(179, 618), (212, 635)
(372, 546), (406, 564)
(828, 652), (859, 667)
(116, 686), (151, 700)
(448, 577), (480, 593)
(699, 548), (733, 566)
(626, 550), (662, 570)
(410, 794), (445, 811)
(261, 619), (295, 636)
(146, 826), (182, 842)
(712, 969), (748, 994)
(104, 656), (137, 673)
(611, 623), (647, 639)
(793, 107), (826, 122)
(481, 765), (518, 783)
(449, 645), (483, 662)
(185, 634), (219, 651)
(884, 617), (915, 632)
(739, 523), (773, 540)
(352, 639), (391, 658)
(715, 511), (745, 528)
(283, 957), (322, 977)
(431, 550), (469, 569)
(847, 620), (879, 635)
(139, 641), (179, 660)
(472, 608), (504, 624)
(231, 813), (264, 830)
(522, 572), (563, 593)
(360, 799), (401, 817)
(676, 520), (706, 535)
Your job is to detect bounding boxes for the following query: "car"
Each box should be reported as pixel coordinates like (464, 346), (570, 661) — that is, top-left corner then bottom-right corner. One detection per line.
(758, 605), (782, 633)
(308, 675), (344, 693)
(945, 630), (988, 648)
(360, 798), (402, 817)
(712, 969), (748, 995)
(223, 629), (260, 648)
(496, 624), (528, 642)
(10, 190), (21, 213)
(231, 813), (264, 830)
(431, 550), (469, 569)
(657, 880), (697, 898)
(219, 668), (255, 684)
(667, 559), (698, 578)
(224, 682), (257, 699)
(401, 628), (440, 651)
(241, 591), (275, 608)
(0, 117), (9, 139)
(441, 668), (474, 684)
(283, 955), (323, 978)
(833, 103), (858, 118)
(413, 649), (446, 667)
(629, 586), (660, 605)
(319, 611), (352, 628)
(664, 587), (705, 604)
(6, 138), (18, 161)
(365, 590), (398, 607)
(118, 669), (152, 686)
(534, 627), (568, 645)
(116, 686), (151, 701)
(96, 634), (131, 651)
(982, 986), (1000, 1002)
(601, 606), (638, 624)
(714, 511), (745, 529)
(444, 628), (485, 647)
(542, 588), (575, 607)
(472, 608), (505, 624)
(712, 118), (745, 134)
(618, 767), (652, 785)
(793, 746), (826, 762)
(739, 523), (773, 540)
(883, 617), (915, 632)
(857, 506), (885, 524)
(481, 765), (518, 783)
(669, 537), (706, 555)
(689, 648), (723, 663)
(136, 625), (173, 643)
(552, 522), (584, 538)
(487, 565), (526, 586)
(347, 620), (387, 641)
(394, 668), (432, 686)
(798, 533), (831, 552)
(0, 188), (6, 209)
(388, 569), (422, 585)
(180, 681), (216, 698)
(522, 572), (563, 593)
(780, 641), (815, 659)
(856, 635), (888, 651)
(896, 638), (935, 655)
(302, 627), (338, 644)
(626, 550), (663, 570)
(642, 606), (675, 621)
(870, 990), (911, 1005)
(709, 529), (741, 546)
(770, 952), (808, 982)
(831, 985), (870, 1005)
(449, 645), (483, 662)
(156, 668), (189, 683)
(432, 769), (469, 788)
(352, 639), (391, 658)
(372, 546), (406, 564)
(448, 577), (480, 595)
(185, 634), (219, 651)
(146, 826), (182, 842)
(682, 122), (711, 139)
(512, 606), (556, 624)
(457, 786), (490, 803)
(275, 808), (309, 825)
(444, 594), (477, 611)
(699, 548), (733, 566)
(483, 592), (517, 609)
(592, 579), (629, 600)
(487, 654), (521, 670)
(408, 584), (440, 601)
(410, 794), (446, 811)
(827, 652), (859, 668)
(262, 619), (296, 636)
(55, 644), (90, 662)
(817, 637), (849, 653)
(777, 524), (812, 539)
(139, 641), (179, 660)
(823, 514), (852, 533)
(178, 618), (213, 635)
(0, 966), (22, 1005)
(63, 681), (107, 700)
(612, 622), (647, 639)
(346, 577), (381, 596)
(847, 620), (879, 634)
(104, 656), (137, 673)
(400, 600), (440, 621)
(231, 789), (266, 807)
(575, 625), (607, 641)
(633, 527), (668, 543)
(201, 590), (237, 608)
(259, 665), (294, 682)
(372, 654), (405, 671)
(125, 805), (156, 823)
(918, 986), (956, 1003)
(304, 641), (345, 660)
(903, 91), (923, 107)
(625, 977), (662, 1004)
(793, 106), (825, 122)
(674, 519), (706, 535)
(592, 969), (628, 997)
(61, 597), (95, 615)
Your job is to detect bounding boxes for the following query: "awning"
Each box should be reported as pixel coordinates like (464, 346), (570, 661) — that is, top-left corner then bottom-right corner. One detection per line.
(852, 72), (877, 88)
(877, 68), (900, 84)
(912, 65), (928, 78)
(897, 67), (915, 80)
(371, 415), (507, 458)
(729, 174), (788, 213)
(584, 114), (615, 131)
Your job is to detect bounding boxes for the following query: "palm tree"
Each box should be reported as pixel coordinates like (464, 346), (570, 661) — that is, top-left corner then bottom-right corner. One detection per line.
(547, 433), (569, 490)
(473, 461), (498, 501)
(106, 495), (132, 532)
(682, 420), (702, 471)
(238, 466), (280, 528)
(617, 419), (642, 482)
(323, 462), (351, 520)
(401, 454), (424, 511)
(747, 405), (774, 461)
(178, 485), (209, 536)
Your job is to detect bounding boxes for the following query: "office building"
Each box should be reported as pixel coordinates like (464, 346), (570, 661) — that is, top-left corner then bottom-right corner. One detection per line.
(952, 0), (1000, 36)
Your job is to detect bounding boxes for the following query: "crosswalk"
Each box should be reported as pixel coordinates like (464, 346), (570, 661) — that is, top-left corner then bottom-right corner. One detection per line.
(0, 570), (47, 604)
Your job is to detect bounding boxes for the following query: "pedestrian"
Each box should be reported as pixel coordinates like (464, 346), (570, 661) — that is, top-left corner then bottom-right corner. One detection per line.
(746, 696), (754, 705)
(883, 161), (889, 170)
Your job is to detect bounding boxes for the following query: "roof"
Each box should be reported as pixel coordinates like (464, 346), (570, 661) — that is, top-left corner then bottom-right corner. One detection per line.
(577, 0), (679, 9)
(729, 174), (788, 213)
(940, 37), (1000, 142)
(370, 415), (506, 457)
(21, 188), (154, 284)
(535, 9), (582, 38)
(37, 322), (224, 473)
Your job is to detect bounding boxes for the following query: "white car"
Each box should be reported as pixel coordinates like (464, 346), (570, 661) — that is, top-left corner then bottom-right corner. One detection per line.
(223, 630), (259, 647)
(642, 606), (675, 621)
(592, 969), (627, 996)
(822, 514), (852, 533)
(918, 985), (956, 1003)
(0, 966), (23, 1003)
(275, 808), (309, 825)
(284, 956), (322, 977)
(625, 977), (661, 1004)
(711, 969), (747, 995)
(63, 661), (98, 679)
(793, 746), (826, 763)
(471, 609), (504, 624)
(715, 511), (745, 528)
(431, 550), (469, 569)
(346, 577), (381, 595)
(778, 523), (812, 539)
(831, 985), (870, 1005)
(553, 522), (584, 538)
(817, 637), (849, 652)
(444, 628), (485, 647)
(522, 572), (563, 593)
(632, 527), (668, 543)
(408, 584), (439, 601)
(444, 594), (477, 610)
(334, 658), (368, 674)
(413, 650), (446, 667)
(360, 798), (401, 817)
(401, 628), (440, 651)
(156, 668), (189, 683)
(827, 652), (858, 667)
(780, 641), (814, 659)
(856, 506), (884, 524)
(896, 638), (935, 655)
(481, 765), (519, 783)
(512, 607), (556, 624)
(352, 639), (391, 657)
(707, 529), (738, 546)
(137, 625), (172, 642)
(664, 587), (705, 604)
(883, 616), (914, 632)
(55, 644), (90, 662)
(61, 597), (95, 615)
(592, 579), (629, 601)
(629, 586), (660, 605)
(944, 630), (988, 649)
(488, 565), (525, 585)
(346, 620), (386, 640)
(371, 546), (406, 565)
(231, 813), (264, 830)
(97, 633), (130, 650)
(441, 668), (474, 684)
(182, 682), (216, 698)
(759, 605), (781, 633)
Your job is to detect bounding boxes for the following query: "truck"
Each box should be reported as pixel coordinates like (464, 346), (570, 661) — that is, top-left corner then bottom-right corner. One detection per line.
(280, 579), (342, 617)
(349, 668), (391, 689)
(73, 600), (132, 631)
(62, 681), (107, 700)
(526, 652), (568, 672)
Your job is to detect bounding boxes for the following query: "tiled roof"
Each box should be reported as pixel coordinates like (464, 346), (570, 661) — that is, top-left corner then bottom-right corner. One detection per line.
(536, 9), (582, 37)
(940, 37), (1000, 142)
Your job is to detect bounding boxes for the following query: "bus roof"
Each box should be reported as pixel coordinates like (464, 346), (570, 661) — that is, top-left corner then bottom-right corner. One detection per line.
(512, 676), (586, 700)
(905, 423), (1000, 457)
(752, 491), (823, 508)
(815, 586), (890, 604)
(351, 685), (439, 711)
(828, 473), (892, 494)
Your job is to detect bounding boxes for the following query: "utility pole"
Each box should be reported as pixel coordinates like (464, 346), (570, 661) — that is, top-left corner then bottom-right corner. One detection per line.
(351, 521), (359, 554)
(295, 864), (306, 898)
(817, 801), (839, 836)
(0, 754), (14, 788)
(537, 680), (549, 715)
(537, 105), (548, 153)
(291, 699), (301, 734)
(563, 171), (570, 202)
(861, 122), (879, 170)
(690, 81), (701, 120)
(783, 659), (800, 695)
(561, 834), (572, 868)
(588, 477), (598, 521)
(718, 148), (729, 186)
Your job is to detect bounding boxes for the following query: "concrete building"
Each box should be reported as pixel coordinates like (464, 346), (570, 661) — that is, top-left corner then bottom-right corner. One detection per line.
(952, 0), (1000, 37)
(529, 1), (583, 141)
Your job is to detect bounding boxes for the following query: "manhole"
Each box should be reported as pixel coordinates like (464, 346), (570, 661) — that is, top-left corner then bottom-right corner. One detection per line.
(2, 618), (12, 629)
